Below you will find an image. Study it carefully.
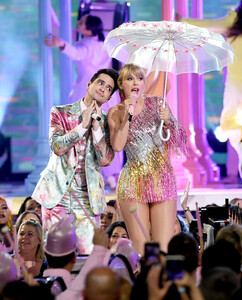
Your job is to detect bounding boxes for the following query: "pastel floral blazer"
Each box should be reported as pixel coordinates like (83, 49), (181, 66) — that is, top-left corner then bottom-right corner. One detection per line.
(32, 99), (114, 215)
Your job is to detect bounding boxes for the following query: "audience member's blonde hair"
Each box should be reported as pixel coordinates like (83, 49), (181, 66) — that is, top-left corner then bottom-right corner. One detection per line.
(0, 195), (14, 235)
(18, 218), (44, 261)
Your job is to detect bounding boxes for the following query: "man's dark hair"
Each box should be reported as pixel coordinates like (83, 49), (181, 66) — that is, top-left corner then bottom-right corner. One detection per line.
(107, 199), (116, 207)
(200, 267), (240, 300)
(86, 15), (104, 41)
(201, 240), (241, 276)
(168, 232), (199, 273)
(45, 252), (76, 269)
(106, 221), (128, 239)
(89, 68), (119, 95)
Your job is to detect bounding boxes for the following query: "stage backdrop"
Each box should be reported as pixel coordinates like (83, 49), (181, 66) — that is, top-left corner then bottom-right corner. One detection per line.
(0, 0), (240, 177)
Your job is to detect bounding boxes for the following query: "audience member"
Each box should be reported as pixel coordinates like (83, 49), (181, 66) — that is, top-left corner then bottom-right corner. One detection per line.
(106, 221), (129, 249)
(82, 267), (121, 300)
(200, 266), (240, 300)
(100, 200), (121, 231)
(201, 239), (241, 277)
(180, 182), (194, 224)
(0, 250), (18, 289)
(43, 214), (77, 289)
(168, 232), (200, 284)
(215, 223), (242, 263)
(174, 214), (189, 235)
(229, 198), (242, 224)
(147, 265), (205, 300)
(17, 196), (42, 218)
(15, 211), (42, 232)
(109, 238), (139, 285)
(230, 197), (242, 207)
(56, 224), (110, 300)
(17, 219), (46, 277)
(0, 195), (14, 253)
(0, 280), (54, 300)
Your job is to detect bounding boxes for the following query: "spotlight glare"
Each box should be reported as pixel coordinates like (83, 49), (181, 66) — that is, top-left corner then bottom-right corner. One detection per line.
(214, 126), (228, 143)
(235, 109), (242, 126)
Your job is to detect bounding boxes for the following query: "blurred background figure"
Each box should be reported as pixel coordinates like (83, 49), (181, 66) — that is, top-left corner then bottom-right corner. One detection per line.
(176, 2), (242, 180)
(45, 14), (112, 102)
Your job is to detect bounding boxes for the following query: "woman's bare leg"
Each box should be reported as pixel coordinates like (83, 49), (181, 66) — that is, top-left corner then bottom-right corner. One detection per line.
(150, 200), (177, 253)
(119, 201), (150, 255)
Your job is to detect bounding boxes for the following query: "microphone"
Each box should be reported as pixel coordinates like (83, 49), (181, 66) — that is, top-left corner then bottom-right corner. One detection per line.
(128, 104), (134, 122)
(128, 92), (138, 122)
(91, 112), (101, 121)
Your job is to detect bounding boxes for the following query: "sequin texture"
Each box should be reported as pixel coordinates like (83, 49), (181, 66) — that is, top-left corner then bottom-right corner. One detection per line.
(117, 96), (187, 204)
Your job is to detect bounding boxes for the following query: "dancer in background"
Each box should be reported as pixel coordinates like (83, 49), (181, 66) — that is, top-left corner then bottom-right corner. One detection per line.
(46, 14), (112, 101)
(176, 2), (242, 178)
(32, 68), (118, 254)
(46, 12), (123, 189)
(108, 64), (186, 254)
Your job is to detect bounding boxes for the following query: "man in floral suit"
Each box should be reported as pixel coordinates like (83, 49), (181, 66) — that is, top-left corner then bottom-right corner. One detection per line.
(32, 68), (118, 253)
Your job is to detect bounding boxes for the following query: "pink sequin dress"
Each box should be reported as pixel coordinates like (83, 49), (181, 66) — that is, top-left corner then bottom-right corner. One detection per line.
(117, 96), (187, 204)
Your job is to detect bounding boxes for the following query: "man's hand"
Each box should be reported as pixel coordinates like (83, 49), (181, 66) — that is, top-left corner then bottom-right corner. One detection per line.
(23, 272), (40, 287)
(147, 265), (172, 300)
(92, 227), (108, 248)
(92, 101), (102, 131)
(82, 102), (95, 129)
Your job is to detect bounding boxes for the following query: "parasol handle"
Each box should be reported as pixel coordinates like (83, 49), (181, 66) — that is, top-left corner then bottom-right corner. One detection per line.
(158, 40), (171, 142)
(158, 120), (170, 141)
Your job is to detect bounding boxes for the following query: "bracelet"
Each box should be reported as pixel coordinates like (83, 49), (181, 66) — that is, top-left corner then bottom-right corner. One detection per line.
(183, 207), (190, 213)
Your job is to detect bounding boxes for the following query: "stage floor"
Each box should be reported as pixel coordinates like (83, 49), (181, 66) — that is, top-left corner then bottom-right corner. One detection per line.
(1, 179), (242, 215)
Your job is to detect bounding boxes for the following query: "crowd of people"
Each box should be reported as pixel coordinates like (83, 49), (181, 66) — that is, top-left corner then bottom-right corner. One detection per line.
(1, 2), (242, 299)
(0, 192), (241, 300)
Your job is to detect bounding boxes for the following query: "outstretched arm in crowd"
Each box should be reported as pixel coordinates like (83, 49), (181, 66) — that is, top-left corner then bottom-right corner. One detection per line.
(57, 228), (111, 300)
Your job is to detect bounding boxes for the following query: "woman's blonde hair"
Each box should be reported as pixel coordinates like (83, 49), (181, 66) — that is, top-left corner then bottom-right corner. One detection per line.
(118, 64), (145, 101)
(18, 219), (44, 261)
(0, 195), (14, 235)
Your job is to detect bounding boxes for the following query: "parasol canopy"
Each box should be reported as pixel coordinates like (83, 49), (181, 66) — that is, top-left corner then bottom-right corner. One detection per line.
(104, 20), (235, 75)
(104, 20), (235, 141)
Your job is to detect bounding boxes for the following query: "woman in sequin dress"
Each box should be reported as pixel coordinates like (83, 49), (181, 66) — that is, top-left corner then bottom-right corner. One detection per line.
(108, 64), (187, 254)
